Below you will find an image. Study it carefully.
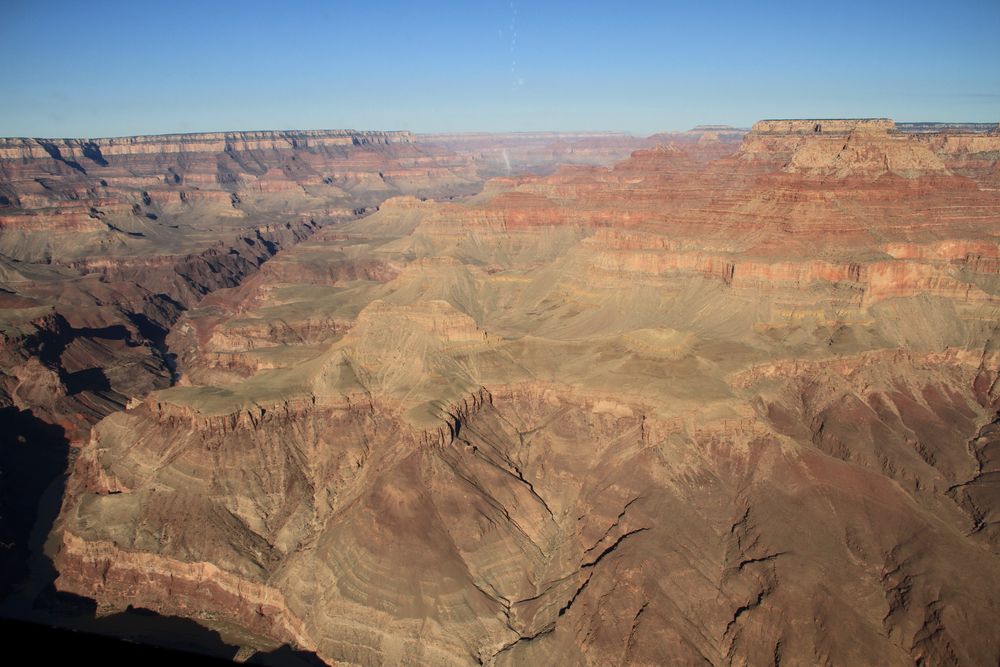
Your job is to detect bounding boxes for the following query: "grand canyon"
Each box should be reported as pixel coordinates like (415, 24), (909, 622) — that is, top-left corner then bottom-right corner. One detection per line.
(1, 117), (998, 665)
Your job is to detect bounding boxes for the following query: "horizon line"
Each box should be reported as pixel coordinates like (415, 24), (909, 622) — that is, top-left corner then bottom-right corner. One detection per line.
(3, 119), (998, 142)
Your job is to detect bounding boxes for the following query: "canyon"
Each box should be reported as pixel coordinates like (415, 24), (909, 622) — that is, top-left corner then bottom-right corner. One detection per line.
(2, 119), (1000, 665)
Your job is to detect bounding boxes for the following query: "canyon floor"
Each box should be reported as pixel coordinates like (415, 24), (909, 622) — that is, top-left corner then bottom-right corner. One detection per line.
(2, 120), (999, 665)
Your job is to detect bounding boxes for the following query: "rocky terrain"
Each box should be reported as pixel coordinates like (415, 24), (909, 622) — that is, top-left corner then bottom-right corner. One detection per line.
(0, 128), (632, 616)
(4, 119), (1000, 664)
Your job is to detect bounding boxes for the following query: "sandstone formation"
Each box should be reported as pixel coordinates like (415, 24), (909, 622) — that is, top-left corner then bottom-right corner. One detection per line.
(5, 120), (1000, 665)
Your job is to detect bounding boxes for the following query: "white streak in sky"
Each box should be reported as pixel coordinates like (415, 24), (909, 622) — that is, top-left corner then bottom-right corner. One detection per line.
(509, 2), (523, 90)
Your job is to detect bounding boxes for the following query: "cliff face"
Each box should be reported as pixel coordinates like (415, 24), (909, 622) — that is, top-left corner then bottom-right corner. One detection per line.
(0, 129), (476, 262)
(740, 118), (1000, 180)
(41, 118), (1000, 665)
(0, 129), (411, 160)
(751, 118), (897, 134)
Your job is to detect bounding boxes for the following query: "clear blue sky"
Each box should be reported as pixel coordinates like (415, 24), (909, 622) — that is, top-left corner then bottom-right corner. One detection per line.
(2, 0), (998, 137)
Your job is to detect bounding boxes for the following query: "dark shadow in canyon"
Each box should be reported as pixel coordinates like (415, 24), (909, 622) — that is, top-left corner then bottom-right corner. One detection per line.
(248, 646), (330, 666)
(63, 367), (112, 395)
(0, 407), (69, 604)
(5, 595), (328, 666)
(128, 312), (180, 384)
(2, 616), (238, 666)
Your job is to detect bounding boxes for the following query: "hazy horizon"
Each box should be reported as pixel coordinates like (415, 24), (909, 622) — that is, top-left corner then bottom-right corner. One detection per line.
(3, 0), (999, 138)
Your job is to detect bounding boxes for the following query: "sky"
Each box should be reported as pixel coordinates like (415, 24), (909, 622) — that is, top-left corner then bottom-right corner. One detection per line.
(2, 0), (999, 137)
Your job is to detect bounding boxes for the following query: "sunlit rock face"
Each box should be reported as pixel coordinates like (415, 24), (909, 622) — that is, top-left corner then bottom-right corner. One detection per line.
(5, 120), (1000, 665)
